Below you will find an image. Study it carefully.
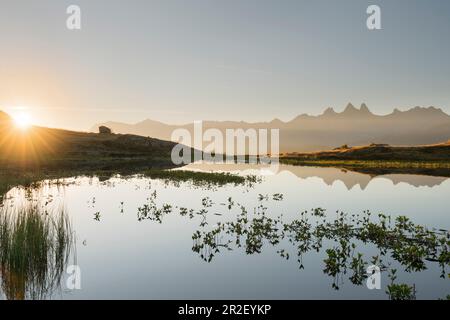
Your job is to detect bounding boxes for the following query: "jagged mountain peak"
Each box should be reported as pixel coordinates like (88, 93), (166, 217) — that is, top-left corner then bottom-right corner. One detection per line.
(270, 118), (285, 124)
(390, 106), (449, 118)
(343, 103), (357, 113)
(291, 113), (312, 122)
(319, 104), (373, 118)
(136, 119), (165, 127)
(322, 107), (337, 116)
(422, 106), (446, 114)
(360, 103), (371, 113)
(339, 103), (373, 116)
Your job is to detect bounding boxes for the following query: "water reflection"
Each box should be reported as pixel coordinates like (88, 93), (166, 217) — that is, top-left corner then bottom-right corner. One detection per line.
(0, 164), (449, 299)
(133, 190), (449, 299)
(181, 162), (450, 189)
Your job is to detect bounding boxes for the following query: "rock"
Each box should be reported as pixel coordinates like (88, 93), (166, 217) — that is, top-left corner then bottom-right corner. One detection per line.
(99, 126), (112, 134)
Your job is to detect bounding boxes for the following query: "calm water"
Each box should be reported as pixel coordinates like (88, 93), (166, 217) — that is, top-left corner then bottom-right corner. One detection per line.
(1, 163), (449, 300)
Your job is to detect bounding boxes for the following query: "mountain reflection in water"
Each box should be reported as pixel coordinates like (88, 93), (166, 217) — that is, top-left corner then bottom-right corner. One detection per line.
(179, 163), (449, 189)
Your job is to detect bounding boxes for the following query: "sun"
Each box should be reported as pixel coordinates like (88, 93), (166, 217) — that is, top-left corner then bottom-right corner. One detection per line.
(12, 111), (33, 130)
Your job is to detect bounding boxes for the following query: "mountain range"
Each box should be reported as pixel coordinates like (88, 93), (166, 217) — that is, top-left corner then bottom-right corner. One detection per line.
(93, 104), (450, 152)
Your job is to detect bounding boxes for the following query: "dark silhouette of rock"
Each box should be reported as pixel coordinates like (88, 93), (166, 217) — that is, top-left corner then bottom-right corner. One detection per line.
(99, 126), (112, 134)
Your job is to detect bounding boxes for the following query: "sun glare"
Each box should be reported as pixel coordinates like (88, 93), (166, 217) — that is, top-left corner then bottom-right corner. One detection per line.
(12, 111), (32, 130)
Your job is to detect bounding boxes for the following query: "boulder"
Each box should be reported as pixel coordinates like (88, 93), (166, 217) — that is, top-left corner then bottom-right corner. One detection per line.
(99, 126), (112, 134)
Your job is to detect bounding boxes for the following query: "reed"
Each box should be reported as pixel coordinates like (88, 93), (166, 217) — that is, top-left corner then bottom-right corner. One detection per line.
(0, 204), (74, 300)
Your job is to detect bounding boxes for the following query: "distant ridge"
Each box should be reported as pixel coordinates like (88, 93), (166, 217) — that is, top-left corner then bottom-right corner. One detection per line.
(92, 104), (450, 152)
(289, 103), (449, 120)
(0, 110), (12, 123)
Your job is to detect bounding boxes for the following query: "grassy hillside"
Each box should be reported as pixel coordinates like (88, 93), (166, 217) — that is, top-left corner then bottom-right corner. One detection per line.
(282, 142), (450, 161)
(0, 119), (178, 172)
(281, 142), (450, 176)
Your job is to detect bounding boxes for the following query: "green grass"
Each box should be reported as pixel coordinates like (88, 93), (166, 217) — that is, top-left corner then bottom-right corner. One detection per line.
(281, 158), (450, 168)
(280, 158), (450, 177)
(142, 169), (247, 185)
(0, 204), (74, 300)
(281, 142), (450, 176)
(0, 167), (254, 201)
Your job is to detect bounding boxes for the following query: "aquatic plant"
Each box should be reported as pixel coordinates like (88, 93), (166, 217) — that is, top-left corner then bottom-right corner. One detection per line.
(135, 189), (449, 299)
(188, 197), (449, 299)
(137, 190), (173, 223)
(0, 204), (74, 300)
(386, 269), (416, 300)
(142, 169), (248, 186)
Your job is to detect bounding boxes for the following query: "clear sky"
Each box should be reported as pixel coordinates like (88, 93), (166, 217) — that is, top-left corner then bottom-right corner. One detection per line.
(1, 0), (450, 130)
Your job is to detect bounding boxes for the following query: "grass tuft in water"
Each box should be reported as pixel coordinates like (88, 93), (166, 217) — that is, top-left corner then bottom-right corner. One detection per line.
(142, 169), (250, 186)
(0, 204), (74, 300)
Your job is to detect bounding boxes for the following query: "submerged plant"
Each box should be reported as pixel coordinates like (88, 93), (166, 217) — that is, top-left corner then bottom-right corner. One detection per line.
(0, 204), (75, 300)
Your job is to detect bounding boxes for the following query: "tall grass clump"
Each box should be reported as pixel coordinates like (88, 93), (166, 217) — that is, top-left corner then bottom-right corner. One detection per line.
(0, 204), (74, 300)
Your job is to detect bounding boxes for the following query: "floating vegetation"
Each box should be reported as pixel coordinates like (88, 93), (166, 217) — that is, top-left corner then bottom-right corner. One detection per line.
(222, 197), (234, 210)
(0, 204), (75, 300)
(133, 188), (448, 297)
(189, 202), (449, 298)
(386, 269), (416, 300)
(137, 192), (214, 227)
(137, 191), (173, 223)
(142, 169), (249, 186)
(272, 193), (284, 201)
(0, 168), (262, 204)
(258, 194), (269, 201)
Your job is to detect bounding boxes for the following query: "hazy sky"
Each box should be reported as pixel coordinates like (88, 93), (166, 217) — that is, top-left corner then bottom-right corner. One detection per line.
(1, 0), (450, 130)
